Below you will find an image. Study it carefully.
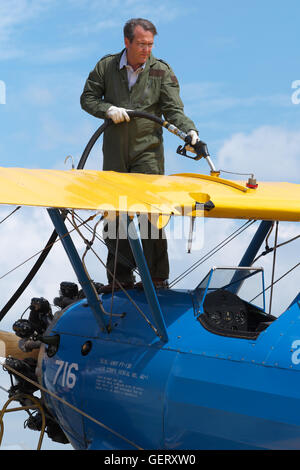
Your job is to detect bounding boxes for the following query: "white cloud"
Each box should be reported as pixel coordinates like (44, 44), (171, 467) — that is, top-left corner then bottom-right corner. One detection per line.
(217, 125), (300, 182)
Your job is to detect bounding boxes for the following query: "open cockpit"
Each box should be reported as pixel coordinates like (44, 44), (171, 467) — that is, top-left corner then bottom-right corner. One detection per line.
(192, 266), (277, 339)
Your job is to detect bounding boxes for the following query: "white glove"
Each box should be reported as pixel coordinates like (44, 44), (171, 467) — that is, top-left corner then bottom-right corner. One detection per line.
(187, 130), (199, 145)
(106, 106), (130, 124)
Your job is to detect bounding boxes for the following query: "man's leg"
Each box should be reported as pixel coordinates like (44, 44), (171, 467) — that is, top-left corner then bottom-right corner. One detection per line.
(142, 236), (169, 280)
(138, 214), (170, 285)
(103, 217), (136, 286)
(130, 156), (169, 285)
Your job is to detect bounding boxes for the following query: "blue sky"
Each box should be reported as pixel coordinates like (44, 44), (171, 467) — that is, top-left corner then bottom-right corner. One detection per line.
(0, 0), (299, 177)
(0, 0), (299, 450)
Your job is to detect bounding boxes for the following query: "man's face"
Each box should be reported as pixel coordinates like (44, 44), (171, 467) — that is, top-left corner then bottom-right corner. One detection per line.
(125, 25), (154, 69)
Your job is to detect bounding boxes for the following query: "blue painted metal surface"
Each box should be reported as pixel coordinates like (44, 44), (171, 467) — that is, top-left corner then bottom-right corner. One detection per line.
(40, 213), (300, 450)
(125, 215), (168, 342)
(41, 284), (300, 450)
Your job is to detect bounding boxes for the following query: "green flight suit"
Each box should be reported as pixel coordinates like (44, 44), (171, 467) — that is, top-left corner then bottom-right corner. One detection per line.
(80, 50), (198, 283)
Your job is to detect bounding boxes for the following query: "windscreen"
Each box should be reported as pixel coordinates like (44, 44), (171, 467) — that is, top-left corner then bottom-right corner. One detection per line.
(195, 267), (265, 311)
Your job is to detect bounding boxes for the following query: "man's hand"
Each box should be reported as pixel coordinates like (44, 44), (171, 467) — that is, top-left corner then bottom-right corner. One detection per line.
(106, 106), (131, 124)
(187, 130), (199, 145)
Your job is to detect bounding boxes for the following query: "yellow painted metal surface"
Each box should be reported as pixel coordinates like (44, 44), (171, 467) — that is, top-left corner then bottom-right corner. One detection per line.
(0, 167), (299, 221)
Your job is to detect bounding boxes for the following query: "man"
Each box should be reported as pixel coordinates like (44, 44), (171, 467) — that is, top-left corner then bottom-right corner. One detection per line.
(80, 18), (199, 291)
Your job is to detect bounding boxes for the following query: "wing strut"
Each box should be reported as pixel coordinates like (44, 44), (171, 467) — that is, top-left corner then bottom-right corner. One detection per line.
(124, 215), (168, 343)
(47, 208), (108, 332)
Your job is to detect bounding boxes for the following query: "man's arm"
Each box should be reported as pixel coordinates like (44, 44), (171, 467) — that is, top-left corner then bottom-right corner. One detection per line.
(158, 65), (198, 134)
(80, 60), (113, 119)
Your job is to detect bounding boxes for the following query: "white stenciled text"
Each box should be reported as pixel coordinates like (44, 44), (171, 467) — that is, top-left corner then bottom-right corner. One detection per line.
(291, 80), (300, 105)
(0, 80), (6, 104)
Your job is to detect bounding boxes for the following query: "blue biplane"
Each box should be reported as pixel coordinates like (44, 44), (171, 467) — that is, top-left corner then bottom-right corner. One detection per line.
(0, 114), (299, 450)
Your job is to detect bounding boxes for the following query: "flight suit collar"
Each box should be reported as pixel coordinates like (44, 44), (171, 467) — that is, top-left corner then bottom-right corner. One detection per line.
(119, 49), (146, 72)
(116, 49), (155, 73)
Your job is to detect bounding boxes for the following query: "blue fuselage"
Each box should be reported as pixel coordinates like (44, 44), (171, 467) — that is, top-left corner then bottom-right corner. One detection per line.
(40, 288), (300, 450)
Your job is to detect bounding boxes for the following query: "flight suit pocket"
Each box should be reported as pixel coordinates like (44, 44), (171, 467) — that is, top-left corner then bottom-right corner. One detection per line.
(139, 77), (161, 107)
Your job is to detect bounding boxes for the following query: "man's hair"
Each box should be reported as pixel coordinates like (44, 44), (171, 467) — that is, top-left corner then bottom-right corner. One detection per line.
(123, 18), (157, 42)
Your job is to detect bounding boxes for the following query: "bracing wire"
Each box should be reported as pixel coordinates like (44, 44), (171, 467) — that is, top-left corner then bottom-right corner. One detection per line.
(250, 261), (300, 304)
(0, 206), (21, 225)
(72, 211), (138, 275)
(0, 213), (96, 283)
(65, 212), (159, 337)
(253, 232), (300, 263)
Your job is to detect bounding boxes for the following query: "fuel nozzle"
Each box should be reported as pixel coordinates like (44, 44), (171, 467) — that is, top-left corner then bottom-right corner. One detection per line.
(177, 135), (209, 161)
(160, 118), (217, 174)
(177, 136), (217, 175)
(184, 136), (210, 161)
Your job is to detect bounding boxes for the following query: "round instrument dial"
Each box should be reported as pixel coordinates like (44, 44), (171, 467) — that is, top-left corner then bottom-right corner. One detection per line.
(223, 311), (234, 323)
(208, 311), (222, 325)
(234, 310), (247, 325)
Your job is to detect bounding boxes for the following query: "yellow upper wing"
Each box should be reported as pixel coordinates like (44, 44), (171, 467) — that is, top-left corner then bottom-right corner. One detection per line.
(0, 167), (299, 222)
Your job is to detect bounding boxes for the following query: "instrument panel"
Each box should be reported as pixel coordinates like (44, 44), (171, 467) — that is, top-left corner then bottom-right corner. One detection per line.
(202, 289), (248, 333)
(205, 307), (248, 331)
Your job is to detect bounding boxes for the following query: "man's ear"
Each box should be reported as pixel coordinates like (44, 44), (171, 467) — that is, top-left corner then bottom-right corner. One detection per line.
(124, 36), (130, 49)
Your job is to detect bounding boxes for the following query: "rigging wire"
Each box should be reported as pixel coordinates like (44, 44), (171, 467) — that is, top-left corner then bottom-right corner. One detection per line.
(0, 213), (96, 283)
(0, 206), (21, 225)
(66, 213), (159, 337)
(250, 261), (300, 304)
(68, 210), (112, 320)
(253, 232), (300, 263)
(71, 212), (134, 318)
(169, 219), (256, 288)
(72, 211), (138, 276)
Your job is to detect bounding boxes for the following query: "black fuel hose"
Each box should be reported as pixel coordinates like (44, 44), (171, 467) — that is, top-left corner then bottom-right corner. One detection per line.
(78, 111), (191, 167)
(0, 111), (204, 320)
